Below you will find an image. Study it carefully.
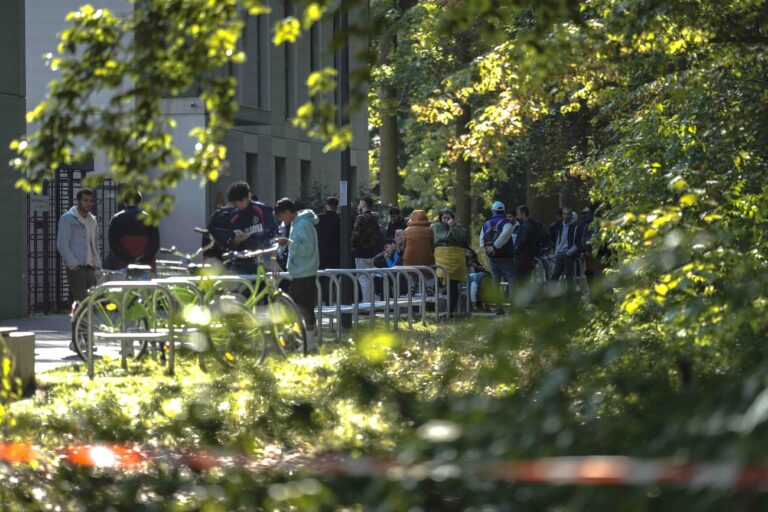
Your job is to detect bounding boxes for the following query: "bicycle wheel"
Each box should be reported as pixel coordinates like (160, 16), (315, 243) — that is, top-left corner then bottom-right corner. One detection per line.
(71, 295), (150, 362)
(265, 292), (307, 358)
(205, 295), (268, 366)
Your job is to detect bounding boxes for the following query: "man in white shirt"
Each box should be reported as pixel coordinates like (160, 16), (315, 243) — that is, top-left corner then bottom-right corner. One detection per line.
(56, 188), (101, 303)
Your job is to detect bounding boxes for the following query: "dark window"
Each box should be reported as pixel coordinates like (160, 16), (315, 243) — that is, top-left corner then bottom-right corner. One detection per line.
(300, 160), (311, 200)
(275, 157), (287, 200)
(284, 0), (295, 118)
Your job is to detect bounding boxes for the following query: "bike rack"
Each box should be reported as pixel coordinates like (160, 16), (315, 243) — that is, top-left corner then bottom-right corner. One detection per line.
(315, 271), (342, 342)
(86, 281), (178, 379)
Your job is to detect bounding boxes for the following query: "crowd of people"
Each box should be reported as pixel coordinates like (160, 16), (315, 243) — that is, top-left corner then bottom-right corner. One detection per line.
(57, 183), (598, 354)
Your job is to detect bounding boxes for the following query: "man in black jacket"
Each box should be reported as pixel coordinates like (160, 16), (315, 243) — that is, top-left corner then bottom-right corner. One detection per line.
(385, 207), (407, 238)
(315, 197), (340, 304)
(514, 205), (537, 281)
(550, 207), (582, 282)
(351, 196), (383, 304)
(108, 191), (160, 269)
(316, 197), (341, 269)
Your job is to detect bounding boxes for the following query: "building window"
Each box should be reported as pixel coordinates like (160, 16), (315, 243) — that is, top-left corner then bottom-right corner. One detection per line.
(300, 160), (311, 200)
(275, 157), (287, 200)
(310, 23), (320, 72)
(246, 153), (258, 191)
(258, 13), (270, 108)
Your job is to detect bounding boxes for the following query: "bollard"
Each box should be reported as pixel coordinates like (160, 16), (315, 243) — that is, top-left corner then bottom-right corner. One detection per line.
(0, 330), (36, 396)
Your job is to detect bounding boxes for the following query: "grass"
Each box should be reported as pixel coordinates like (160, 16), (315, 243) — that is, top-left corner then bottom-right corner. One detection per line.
(6, 321), (504, 458)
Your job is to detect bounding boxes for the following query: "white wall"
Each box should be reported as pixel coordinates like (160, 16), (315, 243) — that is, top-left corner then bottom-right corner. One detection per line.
(157, 99), (208, 251)
(26, 1), (132, 112)
(27, 1), (208, 251)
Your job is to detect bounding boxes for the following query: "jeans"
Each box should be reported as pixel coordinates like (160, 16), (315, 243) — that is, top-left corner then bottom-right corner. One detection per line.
(550, 253), (577, 281)
(489, 258), (515, 300)
(355, 257), (374, 304)
(67, 266), (97, 303)
(468, 272), (490, 304)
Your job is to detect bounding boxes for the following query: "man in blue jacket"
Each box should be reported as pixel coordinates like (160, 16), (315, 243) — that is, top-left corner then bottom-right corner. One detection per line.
(480, 201), (516, 313)
(226, 182), (278, 273)
(275, 197), (320, 350)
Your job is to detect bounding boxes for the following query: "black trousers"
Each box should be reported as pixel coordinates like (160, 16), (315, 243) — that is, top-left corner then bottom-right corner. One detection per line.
(67, 266), (97, 302)
(515, 259), (534, 280)
(448, 279), (460, 315)
(550, 254), (576, 281)
(289, 276), (317, 329)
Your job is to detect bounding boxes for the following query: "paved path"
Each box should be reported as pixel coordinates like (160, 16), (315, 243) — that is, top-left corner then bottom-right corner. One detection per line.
(0, 314), (80, 373)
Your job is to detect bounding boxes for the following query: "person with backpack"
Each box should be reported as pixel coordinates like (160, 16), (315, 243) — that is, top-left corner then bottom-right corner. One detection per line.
(204, 199), (234, 261)
(226, 182), (278, 273)
(351, 196), (383, 304)
(480, 201), (516, 314)
(108, 191), (160, 269)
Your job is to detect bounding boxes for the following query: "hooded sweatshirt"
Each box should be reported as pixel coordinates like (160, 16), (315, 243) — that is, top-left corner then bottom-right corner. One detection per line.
(555, 211), (579, 255)
(403, 210), (435, 266)
(287, 209), (320, 278)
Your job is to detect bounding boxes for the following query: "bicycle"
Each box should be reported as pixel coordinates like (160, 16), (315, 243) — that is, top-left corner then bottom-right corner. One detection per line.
(69, 265), (154, 362)
(69, 227), (215, 363)
(221, 246), (308, 359)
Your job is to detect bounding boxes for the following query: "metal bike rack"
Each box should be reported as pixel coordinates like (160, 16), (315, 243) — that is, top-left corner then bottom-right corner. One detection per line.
(86, 281), (178, 379)
(319, 269), (362, 328)
(316, 271), (342, 342)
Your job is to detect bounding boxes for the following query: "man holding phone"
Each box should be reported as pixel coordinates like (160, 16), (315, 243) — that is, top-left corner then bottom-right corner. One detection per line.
(226, 182), (278, 273)
(274, 198), (320, 350)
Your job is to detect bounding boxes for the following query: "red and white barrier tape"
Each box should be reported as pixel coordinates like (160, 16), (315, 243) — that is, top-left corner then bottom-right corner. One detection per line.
(2, 443), (767, 490)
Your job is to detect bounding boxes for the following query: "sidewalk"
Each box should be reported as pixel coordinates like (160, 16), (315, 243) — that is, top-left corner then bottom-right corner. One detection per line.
(0, 314), (80, 373)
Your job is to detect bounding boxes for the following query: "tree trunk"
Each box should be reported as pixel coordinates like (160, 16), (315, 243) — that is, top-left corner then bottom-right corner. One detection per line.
(454, 104), (472, 227)
(378, 39), (399, 208)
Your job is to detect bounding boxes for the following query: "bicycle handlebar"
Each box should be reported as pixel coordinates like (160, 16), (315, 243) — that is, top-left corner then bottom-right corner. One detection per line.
(221, 244), (280, 262)
(158, 228), (215, 262)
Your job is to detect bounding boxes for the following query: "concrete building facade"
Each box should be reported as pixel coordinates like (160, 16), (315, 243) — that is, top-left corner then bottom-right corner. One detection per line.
(0, 1), (28, 319)
(21, 0), (368, 311)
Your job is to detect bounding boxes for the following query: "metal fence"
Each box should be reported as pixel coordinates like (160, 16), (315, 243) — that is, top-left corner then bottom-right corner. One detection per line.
(27, 167), (119, 313)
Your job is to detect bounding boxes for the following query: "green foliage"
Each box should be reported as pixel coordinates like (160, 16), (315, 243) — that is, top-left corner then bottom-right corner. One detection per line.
(7, 0), (768, 508)
(11, 0), (357, 223)
(7, 300), (768, 508)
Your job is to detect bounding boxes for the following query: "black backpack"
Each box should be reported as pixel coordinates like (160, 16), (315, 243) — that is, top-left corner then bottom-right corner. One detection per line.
(204, 207), (234, 260)
(531, 219), (549, 257)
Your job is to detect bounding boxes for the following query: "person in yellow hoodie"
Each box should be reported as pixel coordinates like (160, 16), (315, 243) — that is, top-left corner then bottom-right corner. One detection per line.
(431, 208), (468, 316)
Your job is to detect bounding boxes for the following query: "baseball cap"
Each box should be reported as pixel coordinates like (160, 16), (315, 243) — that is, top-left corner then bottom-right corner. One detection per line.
(491, 201), (505, 212)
